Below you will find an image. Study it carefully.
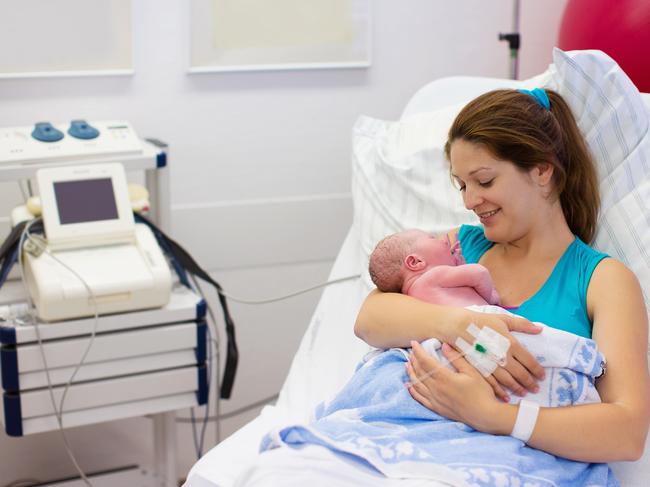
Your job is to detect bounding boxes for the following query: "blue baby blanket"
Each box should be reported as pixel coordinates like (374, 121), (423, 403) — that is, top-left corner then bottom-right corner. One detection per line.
(261, 309), (617, 487)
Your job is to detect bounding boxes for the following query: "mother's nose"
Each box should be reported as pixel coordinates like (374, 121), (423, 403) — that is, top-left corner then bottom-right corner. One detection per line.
(462, 186), (483, 210)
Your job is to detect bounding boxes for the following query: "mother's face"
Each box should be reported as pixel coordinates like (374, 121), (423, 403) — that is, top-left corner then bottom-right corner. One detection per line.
(449, 139), (546, 243)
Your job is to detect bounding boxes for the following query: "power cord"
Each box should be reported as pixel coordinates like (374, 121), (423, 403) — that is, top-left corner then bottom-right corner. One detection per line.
(2, 479), (42, 487)
(17, 181), (28, 203)
(187, 274), (222, 456)
(218, 274), (361, 304)
(174, 273), (361, 436)
(18, 218), (97, 487)
(187, 274), (215, 458)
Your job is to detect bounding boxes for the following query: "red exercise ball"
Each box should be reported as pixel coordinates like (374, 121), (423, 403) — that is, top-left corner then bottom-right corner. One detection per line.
(558, 0), (650, 92)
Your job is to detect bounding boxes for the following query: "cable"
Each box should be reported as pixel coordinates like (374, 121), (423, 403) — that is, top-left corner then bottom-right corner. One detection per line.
(18, 219), (98, 487)
(189, 275), (222, 447)
(2, 480), (41, 487)
(219, 274), (361, 304)
(207, 313), (222, 445)
(175, 273), (361, 433)
(132, 212), (239, 399)
(21, 221), (97, 486)
(187, 277), (211, 458)
(17, 181), (28, 203)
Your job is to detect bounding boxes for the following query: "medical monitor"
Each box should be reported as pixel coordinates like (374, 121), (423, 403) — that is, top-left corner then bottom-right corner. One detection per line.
(54, 178), (119, 224)
(38, 163), (135, 250)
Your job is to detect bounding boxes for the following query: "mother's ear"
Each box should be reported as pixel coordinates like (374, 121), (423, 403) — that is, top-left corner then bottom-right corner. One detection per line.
(405, 254), (427, 271)
(533, 162), (555, 186)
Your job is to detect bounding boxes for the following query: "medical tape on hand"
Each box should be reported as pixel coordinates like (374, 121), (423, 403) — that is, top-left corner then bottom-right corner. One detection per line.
(454, 323), (510, 377)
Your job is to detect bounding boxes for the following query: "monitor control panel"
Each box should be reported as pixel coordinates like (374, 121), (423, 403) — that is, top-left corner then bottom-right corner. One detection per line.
(0, 120), (144, 165)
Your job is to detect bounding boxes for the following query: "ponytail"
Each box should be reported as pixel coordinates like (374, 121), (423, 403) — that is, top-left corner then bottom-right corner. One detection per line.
(546, 91), (599, 243)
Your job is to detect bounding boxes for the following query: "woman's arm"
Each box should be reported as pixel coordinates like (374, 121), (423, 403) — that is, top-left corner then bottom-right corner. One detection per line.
(354, 289), (462, 348)
(408, 259), (650, 462)
(494, 259), (650, 461)
(356, 289), (545, 397)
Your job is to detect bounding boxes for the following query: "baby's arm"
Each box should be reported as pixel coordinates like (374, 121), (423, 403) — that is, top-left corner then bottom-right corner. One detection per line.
(455, 264), (500, 304)
(421, 264), (499, 304)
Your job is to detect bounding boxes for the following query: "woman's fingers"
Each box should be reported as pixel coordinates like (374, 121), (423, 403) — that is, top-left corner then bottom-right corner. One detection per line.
(509, 341), (546, 381)
(502, 349), (540, 394)
(442, 343), (510, 402)
(491, 367), (525, 396)
(485, 374), (510, 402)
(441, 343), (479, 377)
(441, 343), (510, 401)
(406, 376), (435, 410)
(406, 353), (450, 416)
(504, 314), (543, 335)
(406, 361), (431, 395)
(409, 341), (447, 381)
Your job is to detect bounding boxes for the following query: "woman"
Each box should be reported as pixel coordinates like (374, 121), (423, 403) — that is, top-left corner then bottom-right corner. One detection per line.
(234, 88), (649, 487)
(355, 88), (650, 462)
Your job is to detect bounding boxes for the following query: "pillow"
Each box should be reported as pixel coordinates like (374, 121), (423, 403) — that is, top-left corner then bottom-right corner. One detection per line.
(352, 103), (477, 288)
(547, 48), (650, 487)
(352, 49), (650, 313)
(544, 49), (650, 314)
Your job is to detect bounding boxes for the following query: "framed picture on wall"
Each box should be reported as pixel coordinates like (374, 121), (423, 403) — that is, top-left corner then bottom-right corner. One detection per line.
(189, 0), (371, 73)
(0, 0), (132, 78)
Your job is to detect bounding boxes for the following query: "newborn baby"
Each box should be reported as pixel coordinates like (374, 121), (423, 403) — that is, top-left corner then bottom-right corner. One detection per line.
(368, 229), (500, 307)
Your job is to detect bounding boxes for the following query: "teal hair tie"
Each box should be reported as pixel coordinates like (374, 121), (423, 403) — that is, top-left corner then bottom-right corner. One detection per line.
(517, 88), (550, 110)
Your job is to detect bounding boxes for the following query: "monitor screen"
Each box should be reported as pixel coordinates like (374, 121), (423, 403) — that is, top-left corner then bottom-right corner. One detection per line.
(54, 178), (119, 225)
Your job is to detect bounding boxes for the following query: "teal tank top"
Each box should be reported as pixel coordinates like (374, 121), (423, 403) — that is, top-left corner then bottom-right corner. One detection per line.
(458, 225), (609, 338)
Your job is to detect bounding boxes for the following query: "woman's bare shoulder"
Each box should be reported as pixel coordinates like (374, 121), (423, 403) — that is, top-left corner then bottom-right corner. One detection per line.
(590, 257), (639, 285)
(587, 257), (645, 323)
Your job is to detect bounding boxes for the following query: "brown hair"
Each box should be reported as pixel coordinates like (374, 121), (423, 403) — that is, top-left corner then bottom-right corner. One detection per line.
(444, 89), (600, 243)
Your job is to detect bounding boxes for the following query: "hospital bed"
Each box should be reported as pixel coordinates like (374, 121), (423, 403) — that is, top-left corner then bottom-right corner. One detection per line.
(184, 50), (650, 486)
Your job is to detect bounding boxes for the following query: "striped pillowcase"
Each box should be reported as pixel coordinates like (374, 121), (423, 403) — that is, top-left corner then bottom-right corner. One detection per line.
(546, 48), (650, 312)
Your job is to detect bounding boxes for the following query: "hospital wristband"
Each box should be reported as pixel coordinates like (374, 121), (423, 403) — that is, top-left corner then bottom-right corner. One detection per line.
(510, 399), (540, 443)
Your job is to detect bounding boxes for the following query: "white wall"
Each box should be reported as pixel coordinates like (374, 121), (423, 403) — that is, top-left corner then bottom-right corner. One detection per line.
(0, 0), (567, 484)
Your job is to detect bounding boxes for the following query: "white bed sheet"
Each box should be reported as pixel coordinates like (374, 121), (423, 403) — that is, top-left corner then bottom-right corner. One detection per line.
(185, 79), (650, 487)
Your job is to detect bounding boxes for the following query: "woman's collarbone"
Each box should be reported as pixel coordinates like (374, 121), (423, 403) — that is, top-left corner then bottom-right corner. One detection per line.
(480, 252), (556, 306)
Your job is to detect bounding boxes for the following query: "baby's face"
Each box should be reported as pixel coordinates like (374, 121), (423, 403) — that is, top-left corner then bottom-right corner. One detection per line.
(405, 230), (457, 267)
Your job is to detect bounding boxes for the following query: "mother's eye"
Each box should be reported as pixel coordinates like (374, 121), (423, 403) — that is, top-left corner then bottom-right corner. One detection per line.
(479, 179), (494, 188)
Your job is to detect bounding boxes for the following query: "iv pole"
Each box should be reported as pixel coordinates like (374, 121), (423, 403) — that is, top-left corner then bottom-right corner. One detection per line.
(498, 0), (521, 80)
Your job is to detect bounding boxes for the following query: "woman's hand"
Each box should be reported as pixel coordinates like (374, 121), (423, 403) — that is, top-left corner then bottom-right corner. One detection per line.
(445, 309), (545, 402)
(406, 341), (503, 431)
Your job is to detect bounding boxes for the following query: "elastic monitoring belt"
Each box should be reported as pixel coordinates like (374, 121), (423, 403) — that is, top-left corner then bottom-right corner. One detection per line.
(0, 216), (238, 400)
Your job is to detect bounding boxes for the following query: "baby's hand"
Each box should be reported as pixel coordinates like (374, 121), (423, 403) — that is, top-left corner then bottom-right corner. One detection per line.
(489, 289), (500, 305)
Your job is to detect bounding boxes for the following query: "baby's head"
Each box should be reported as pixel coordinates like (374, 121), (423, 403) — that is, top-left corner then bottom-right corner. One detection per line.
(369, 229), (463, 292)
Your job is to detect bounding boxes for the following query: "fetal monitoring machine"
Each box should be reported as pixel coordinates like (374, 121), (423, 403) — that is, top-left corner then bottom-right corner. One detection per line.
(22, 162), (172, 321)
(0, 120), (226, 487)
(1, 121), (173, 321)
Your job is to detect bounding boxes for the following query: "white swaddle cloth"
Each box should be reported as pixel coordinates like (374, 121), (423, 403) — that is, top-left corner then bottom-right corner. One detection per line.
(415, 304), (605, 406)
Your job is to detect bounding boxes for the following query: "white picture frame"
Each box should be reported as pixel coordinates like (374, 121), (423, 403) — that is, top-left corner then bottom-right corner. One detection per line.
(189, 0), (372, 73)
(0, 0), (133, 79)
